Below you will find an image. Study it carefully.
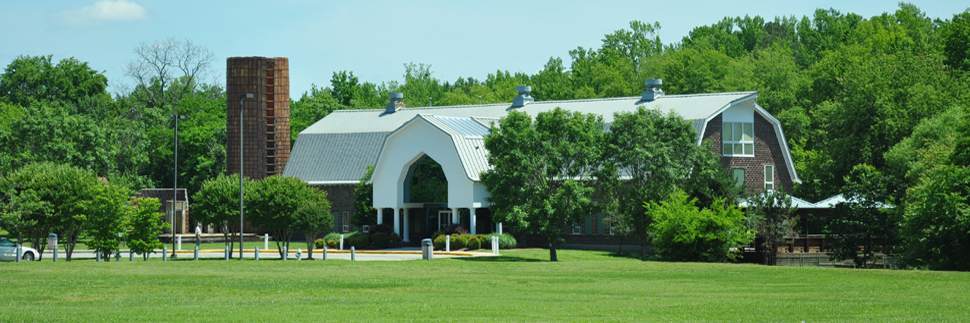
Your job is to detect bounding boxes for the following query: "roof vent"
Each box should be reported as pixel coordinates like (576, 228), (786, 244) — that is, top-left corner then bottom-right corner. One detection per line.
(385, 93), (404, 113)
(642, 78), (664, 101)
(511, 85), (533, 108)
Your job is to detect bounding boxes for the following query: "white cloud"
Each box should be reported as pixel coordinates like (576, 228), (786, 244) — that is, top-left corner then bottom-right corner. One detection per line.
(56, 0), (147, 26)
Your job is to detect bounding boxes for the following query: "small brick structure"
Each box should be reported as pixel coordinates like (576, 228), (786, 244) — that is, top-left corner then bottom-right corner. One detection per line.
(133, 189), (189, 234)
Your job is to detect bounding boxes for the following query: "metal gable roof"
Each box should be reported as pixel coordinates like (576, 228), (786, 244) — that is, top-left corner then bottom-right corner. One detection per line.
(285, 91), (770, 184)
(285, 132), (387, 184)
(435, 116), (491, 138)
(299, 92), (756, 135)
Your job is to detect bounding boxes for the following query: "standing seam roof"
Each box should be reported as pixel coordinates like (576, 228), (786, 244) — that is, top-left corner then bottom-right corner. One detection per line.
(284, 92), (777, 184)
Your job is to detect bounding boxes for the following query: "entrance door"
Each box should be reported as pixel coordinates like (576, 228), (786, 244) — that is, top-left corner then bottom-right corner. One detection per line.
(438, 210), (452, 231)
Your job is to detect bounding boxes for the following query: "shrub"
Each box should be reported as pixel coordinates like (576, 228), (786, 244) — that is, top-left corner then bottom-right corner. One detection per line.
(314, 238), (326, 249)
(465, 235), (481, 249)
(475, 234), (488, 246)
(649, 191), (752, 262)
(433, 235), (447, 250)
(443, 224), (468, 235)
(488, 233), (517, 249)
(450, 234), (467, 250)
(371, 232), (403, 249)
(326, 239), (338, 249)
(368, 223), (393, 235)
(324, 231), (356, 241)
(431, 231), (444, 241)
(347, 233), (371, 249)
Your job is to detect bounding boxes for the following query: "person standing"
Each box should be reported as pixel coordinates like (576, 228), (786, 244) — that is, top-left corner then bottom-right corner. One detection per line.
(195, 223), (202, 247)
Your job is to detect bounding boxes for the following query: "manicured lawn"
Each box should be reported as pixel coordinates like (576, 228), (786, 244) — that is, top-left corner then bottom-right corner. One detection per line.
(2, 249), (968, 322)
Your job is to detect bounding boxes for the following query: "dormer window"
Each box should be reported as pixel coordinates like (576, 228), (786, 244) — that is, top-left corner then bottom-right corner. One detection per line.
(722, 122), (754, 157)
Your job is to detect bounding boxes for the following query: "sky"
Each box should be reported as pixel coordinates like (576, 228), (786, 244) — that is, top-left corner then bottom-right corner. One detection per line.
(1, 0), (967, 100)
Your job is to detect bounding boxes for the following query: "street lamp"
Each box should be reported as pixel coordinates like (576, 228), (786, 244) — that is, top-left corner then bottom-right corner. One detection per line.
(172, 113), (186, 259)
(239, 93), (253, 260)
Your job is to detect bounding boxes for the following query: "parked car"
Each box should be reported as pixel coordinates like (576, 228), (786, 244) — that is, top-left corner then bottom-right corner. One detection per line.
(0, 237), (39, 261)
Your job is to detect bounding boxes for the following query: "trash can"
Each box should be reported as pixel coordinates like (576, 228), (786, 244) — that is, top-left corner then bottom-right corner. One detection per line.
(49, 233), (58, 262)
(421, 238), (433, 260)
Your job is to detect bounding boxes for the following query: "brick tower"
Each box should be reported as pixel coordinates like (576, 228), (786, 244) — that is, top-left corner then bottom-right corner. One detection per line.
(226, 57), (291, 180)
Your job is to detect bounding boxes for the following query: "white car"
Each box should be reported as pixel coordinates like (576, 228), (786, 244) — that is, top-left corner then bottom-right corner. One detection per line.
(0, 237), (39, 261)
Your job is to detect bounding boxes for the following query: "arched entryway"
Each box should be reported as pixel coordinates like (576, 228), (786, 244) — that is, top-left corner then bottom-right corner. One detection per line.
(370, 115), (499, 243)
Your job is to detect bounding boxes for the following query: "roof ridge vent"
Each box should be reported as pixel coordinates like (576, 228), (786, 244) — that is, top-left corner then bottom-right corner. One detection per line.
(642, 78), (664, 101)
(511, 85), (533, 108)
(385, 92), (404, 113)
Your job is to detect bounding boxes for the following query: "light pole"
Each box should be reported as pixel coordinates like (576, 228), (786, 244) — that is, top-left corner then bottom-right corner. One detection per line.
(239, 93), (253, 260)
(172, 113), (186, 259)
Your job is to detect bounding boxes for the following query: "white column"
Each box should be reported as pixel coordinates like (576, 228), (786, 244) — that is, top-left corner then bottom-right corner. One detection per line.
(497, 222), (503, 235)
(393, 208), (401, 235)
(451, 207), (459, 224)
(470, 208), (477, 235)
(376, 208), (383, 225)
(403, 208), (410, 242)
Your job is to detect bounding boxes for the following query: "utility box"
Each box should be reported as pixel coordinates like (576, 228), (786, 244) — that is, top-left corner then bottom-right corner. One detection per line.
(49, 233), (58, 262)
(421, 238), (433, 260)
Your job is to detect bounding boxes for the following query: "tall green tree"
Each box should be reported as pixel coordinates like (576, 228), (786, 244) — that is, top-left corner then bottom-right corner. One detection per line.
(352, 166), (377, 226)
(902, 164), (970, 270)
(293, 193), (332, 259)
(248, 175), (328, 257)
(0, 104), (115, 175)
(745, 190), (798, 265)
(824, 164), (901, 268)
(0, 188), (48, 246)
(0, 162), (115, 260)
(482, 108), (604, 261)
(192, 174), (249, 258)
(0, 54), (108, 108)
(127, 197), (165, 261)
(939, 9), (970, 72)
(601, 106), (738, 261)
(81, 180), (129, 261)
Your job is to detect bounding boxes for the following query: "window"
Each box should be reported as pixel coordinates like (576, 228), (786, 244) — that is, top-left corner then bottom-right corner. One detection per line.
(733, 169), (745, 188)
(722, 122), (754, 156)
(342, 211), (350, 233)
(572, 225), (581, 235)
(764, 165), (774, 191)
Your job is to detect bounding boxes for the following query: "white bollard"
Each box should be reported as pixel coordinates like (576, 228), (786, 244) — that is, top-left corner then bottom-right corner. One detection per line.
(224, 246), (229, 261)
(194, 245), (199, 260)
(350, 246), (356, 261)
(283, 246), (288, 261)
(446, 235), (451, 252)
(163, 246), (168, 261)
(15, 245), (21, 263)
(130, 250), (134, 261)
(340, 234), (344, 250)
(323, 246), (328, 261)
(492, 236), (499, 254)
(255, 247), (260, 260)
(264, 233), (269, 250)
(297, 248), (302, 261)
(177, 234), (182, 251)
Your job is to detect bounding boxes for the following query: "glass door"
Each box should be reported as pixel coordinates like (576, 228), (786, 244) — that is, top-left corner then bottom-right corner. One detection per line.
(438, 210), (452, 231)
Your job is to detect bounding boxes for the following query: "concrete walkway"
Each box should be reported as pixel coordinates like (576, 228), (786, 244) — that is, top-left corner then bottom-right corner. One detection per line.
(39, 247), (499, 261)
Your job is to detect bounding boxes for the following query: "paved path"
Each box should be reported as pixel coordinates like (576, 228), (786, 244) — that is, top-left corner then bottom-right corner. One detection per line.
(39, 247), (499, 261)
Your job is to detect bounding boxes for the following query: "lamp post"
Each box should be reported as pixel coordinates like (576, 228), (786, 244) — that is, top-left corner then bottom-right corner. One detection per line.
(239, 93), (253, 260)
(172, 113), (186, 259)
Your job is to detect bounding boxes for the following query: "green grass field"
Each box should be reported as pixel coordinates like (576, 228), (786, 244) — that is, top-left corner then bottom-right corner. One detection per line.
(2, 249), (968, 322)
